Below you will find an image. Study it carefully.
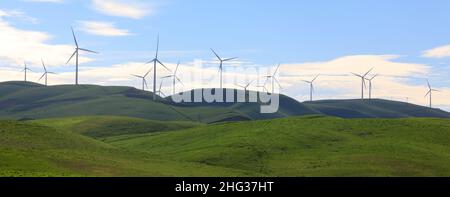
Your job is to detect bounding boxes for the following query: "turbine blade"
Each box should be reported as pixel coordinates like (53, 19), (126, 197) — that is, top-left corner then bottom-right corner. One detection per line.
(273, 63), (281, 75)
(274, 77), (282, 89)
(71, 27), (78, 47)
(66, 50), (77, 64)
(176, 77), (184, 86)
(174, 61), (180, 74)
(144, 79), (148, 89)
(210, 48), (221, 61)
(427, 79), (431, 89)
(131, 74), (143, 78)
(38, 73), (46, 81)
(312, 74), (319, 82)
(78, 48), (99, 54)
(223, 57), (238, 62)
(425, 90), (431, 97)
(351, 72), (363, 77)
(364, 67), (374, 77)
(41, 58), (46, 71)
(155, 34), (160, 58)
(144, 69), (152, 78)
(371, 74), (378, 80)
(157, 59), (171, 72)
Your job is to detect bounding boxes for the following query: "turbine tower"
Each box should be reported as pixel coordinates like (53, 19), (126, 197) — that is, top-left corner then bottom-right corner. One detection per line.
(211, 48), (237, 89)
(365, 74), (378, 99)
(67, 27), (98, 85)
(131, 68), (152, 91)
(351, 68), (373, 100)
(425, 79), (439, 108)
(162, 61), (183, 95)
(302, 75), (319, 102)
(263, 64), (282, 93)
(22, 61), (32, 82)
(39, 58), (56, 86)
(147, 35), (171, 100)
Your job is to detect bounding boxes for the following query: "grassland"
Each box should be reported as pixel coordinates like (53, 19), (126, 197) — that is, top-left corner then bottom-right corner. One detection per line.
(1, 115), (450, 177)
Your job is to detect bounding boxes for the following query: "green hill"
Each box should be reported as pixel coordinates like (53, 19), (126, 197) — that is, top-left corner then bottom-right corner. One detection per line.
(1, 81), (449, 122)
(2, 115), (450, 176)
(0, 120), (249, 177)
(305, 99), (450, 118)
(107, 116), (450, 176)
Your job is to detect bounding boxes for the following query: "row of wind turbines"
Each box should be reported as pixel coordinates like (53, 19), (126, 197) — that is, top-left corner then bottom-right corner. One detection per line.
(13, 28), (441, 108)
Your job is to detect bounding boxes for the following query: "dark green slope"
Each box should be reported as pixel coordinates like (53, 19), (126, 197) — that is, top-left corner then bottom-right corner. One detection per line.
(1, 82), (449, 121)
(305, 99), (450, 118)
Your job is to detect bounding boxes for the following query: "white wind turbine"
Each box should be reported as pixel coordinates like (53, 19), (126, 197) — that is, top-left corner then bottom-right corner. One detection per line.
(131, 69), (152, 91)
(66, 27), (98, 85)
(263, 64), (282, 94)
(235, 80), (254, 92)
(302, 75), (319, 102)
(365, 74), (378, 99)
(351, 68), (373, 100)
(39, 58), (56, 86)
(21, 61), (32, 82)
(425, 79), (439, 108)
(155, 77), (166, 97)
(211, 48), (238, 89)
(147, 35), (171, 100)
(162, 61), (183, 95)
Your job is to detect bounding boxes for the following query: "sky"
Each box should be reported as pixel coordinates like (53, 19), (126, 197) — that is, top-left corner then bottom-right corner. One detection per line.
(1, 0), (450, 110)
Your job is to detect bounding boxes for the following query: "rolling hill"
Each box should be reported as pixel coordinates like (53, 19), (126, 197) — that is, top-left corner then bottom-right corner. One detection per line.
(1, 81), (449, 122)
(304, 99), (450, 118)
(2, 115), (450, 176)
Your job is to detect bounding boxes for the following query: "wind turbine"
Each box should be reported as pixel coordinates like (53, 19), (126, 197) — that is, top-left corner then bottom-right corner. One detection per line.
(211, 48), (237, 89)
(39, 58), (56, 86)
(263, 64), (282, 93)
(66, 27), (98, 85)
(131, 69), (152, 91)
(21, 61), (32, 82)
(302, 75), (319, 102)
(162, 61), (183, 95)
(235, 80), (254, 92)
(365, 74), (378, 99)
(425, 79), (439, 108)
(155, 77), (166, 97)
(351, 68), (373, 100)
(147, 35), (171, 100)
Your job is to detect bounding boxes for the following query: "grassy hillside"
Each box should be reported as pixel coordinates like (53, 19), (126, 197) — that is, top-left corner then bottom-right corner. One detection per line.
(2, 82), (449, 122)
(0, 82), (320, 122)
(305, 99), (450, 118)
(108, 116), (450, 176)
(32, 116), (202, 139)
(0, 120), (250, 177)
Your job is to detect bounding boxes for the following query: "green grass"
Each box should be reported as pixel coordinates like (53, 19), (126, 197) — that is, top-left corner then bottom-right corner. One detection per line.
(32, 116), (202, 139)
(2, 115), (450, 177)
(0, 120), (251, 177)
(107, 116), (450, 176)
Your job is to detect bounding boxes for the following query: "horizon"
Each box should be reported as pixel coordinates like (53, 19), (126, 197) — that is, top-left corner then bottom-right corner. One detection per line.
(1, 0), (450, 111)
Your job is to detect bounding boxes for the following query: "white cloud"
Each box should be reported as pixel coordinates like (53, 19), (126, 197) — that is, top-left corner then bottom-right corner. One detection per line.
(423, 44), (450, 58)
(78, 21), (132, 37)
(91, 0), (152, 19)
(0, 9), (39, 24)
(0, 10), (93, 68)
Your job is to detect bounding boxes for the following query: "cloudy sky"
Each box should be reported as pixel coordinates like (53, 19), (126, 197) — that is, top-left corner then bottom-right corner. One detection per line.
(1, 0), (450, 110)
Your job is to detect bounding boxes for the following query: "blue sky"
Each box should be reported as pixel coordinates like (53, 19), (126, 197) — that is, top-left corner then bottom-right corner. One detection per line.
(1, 0), (449, 109)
